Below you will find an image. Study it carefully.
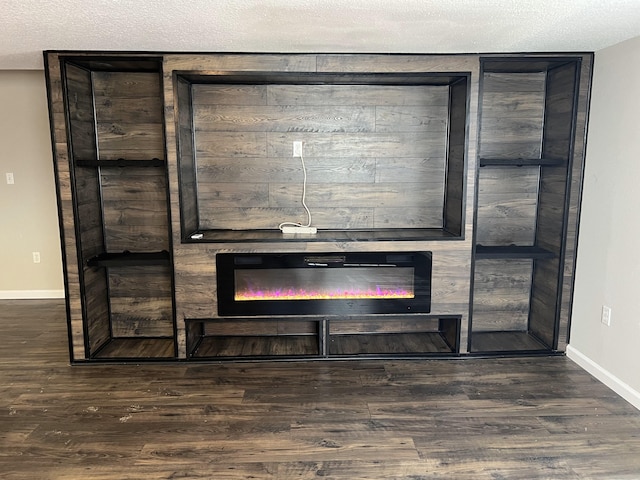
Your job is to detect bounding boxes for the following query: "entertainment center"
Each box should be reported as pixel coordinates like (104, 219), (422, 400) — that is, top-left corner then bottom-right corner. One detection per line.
(44, 51), (592, 362)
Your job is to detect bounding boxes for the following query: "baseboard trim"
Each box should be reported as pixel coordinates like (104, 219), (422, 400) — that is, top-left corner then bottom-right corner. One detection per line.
(566, 344), (640, 411)
(0, 289), (65, 299)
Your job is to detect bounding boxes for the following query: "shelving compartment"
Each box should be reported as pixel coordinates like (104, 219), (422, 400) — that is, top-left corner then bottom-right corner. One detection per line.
(174, 72), (469, 243)
(470, 57), (580, 353)
(328, 316), (460, 357)
(63, 57), (176, 359)
(186, 315), (460, 360)
(186, 318), (323, 359)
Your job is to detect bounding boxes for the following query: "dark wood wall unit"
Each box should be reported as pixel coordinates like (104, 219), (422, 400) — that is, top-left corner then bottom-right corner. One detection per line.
(470, 56), (588, 354)
(47, 53), (177, 361)
(44, 52), (592, 362)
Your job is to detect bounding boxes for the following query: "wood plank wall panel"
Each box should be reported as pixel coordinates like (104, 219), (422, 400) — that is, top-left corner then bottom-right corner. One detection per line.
(73, 161), (104, 260)
(475, 167), (539, 245)
(192, 84), (449, 230)
(92, 72), (165, 160)
(202, 320), (317, 336)
(529, 62), (578, 347)
(176, 78), (198, 235)
(163, 54), (318, 73)
(108, 265), (174, 337)
(444, 79), (468, 236)
(64, 64), (97, 160)
(82, 267), (111, 353)
(100, 167), (170, 252)
(45, 54), (86, 360)
(557, 55), (593, 350)
(53, 59), (104, 360)
(479, 72), (545, 160)
(472, 259), (532, 331)
(330, 317), (441, 335)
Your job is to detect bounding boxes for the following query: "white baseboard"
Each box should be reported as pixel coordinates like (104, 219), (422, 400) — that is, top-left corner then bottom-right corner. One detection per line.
(566, 344), (640, 411)
(0, 289), (65, 299)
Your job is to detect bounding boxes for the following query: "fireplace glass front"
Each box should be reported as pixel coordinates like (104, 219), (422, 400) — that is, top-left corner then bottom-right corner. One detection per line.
(216, 252), (431, 316)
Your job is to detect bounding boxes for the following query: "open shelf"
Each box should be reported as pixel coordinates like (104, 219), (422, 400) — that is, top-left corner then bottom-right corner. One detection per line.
(479, 158), (565, 167)
(91, 337), (176, 359)
(329, 332), (454, 356)
(186, 228), (459, 243)
(75, 158), (165, 168)
(86, 250), (170, 267)
(190, 335), (321, 358)
(475, 245), (555, 260)
(469, 331), (551, 353)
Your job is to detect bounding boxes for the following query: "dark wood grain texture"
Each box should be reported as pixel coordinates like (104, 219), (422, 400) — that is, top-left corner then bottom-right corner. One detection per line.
(190, 82), (450, 231)
(2, 300), (639, 480)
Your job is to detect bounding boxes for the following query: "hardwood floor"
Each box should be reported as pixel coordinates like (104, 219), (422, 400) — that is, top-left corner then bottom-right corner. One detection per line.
(1, 300), (639, 479)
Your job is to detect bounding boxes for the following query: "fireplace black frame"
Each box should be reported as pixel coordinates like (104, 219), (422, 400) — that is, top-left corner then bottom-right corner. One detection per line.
(216, 252), (432, 316)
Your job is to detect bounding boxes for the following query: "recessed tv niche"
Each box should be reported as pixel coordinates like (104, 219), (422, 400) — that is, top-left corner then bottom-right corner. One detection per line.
(174, 72), (469, 243)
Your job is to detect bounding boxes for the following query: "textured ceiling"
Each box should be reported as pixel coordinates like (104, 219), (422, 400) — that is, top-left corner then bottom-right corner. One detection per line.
(2, 0), (640, 70)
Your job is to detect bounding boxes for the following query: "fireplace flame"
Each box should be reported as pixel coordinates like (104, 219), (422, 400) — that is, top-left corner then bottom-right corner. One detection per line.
(235, 287), (414, 301)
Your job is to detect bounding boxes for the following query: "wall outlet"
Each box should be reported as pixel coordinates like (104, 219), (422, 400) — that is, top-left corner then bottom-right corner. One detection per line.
(601, 305), (612, 326)
(293, 141), (303, 157)
(32, 252), (41, 264)
(6, 172), (14, 184)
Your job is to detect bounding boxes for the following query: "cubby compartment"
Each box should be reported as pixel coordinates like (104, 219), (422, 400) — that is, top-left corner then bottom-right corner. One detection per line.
(470, 57), (581, 353)
(61, 56), (176, 359)
(186, 318), (323, 359)
(186, 315), (460, 360)
(174, 72), (469, 243)
(328, 316), (460, 356)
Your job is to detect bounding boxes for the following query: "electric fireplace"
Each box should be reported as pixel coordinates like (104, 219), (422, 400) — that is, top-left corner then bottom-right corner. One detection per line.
(216, 252), (432, 316)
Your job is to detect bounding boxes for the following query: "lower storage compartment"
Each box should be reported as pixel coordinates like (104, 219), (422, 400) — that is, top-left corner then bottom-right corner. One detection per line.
(83, 264), (177, 360)
(185, 315), (460, 360)
(470, 259), (556, 353)
(469, 331), (550, 353)
(92, 337), (176, 359)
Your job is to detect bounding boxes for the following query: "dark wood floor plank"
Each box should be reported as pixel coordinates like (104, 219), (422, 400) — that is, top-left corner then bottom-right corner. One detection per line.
(1, 299), (639, 479)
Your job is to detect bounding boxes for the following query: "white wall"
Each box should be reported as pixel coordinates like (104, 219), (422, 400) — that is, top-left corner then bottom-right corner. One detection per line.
(568, 35), (640, 410)
(0, 71), (64, 298)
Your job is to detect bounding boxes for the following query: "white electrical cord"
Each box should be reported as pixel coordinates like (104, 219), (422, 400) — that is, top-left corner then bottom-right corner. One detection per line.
(278, 152), (313, 230)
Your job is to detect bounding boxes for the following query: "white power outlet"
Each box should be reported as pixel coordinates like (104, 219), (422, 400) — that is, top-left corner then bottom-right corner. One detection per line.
(32, 252), (41, 264)
(6, 172), (14, 184)
(293, 141), (303, 157)
(601, 305), (612, 326)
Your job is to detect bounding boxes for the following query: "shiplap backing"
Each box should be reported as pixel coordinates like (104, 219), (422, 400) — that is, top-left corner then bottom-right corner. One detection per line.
(192, 84), (450, 230)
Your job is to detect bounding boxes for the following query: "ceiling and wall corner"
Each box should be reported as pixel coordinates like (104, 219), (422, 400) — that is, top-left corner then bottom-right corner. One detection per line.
(1, 0), (640, 70)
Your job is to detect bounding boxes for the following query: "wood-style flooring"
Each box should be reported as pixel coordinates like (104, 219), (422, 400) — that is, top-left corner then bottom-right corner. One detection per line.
(1, 299), (640, 479)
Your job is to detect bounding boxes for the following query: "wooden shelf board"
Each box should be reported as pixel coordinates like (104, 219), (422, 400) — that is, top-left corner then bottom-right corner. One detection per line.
(187, 228), (459, 244)
(92, 337), (175, 359)
(191, 335), (320, 358)
(76, 158), (165, 167)
(329, 332), (453, 356)
(475, 245), (555, 259)
(86, 250), (170, 267)
(479, 158), (565, 167)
